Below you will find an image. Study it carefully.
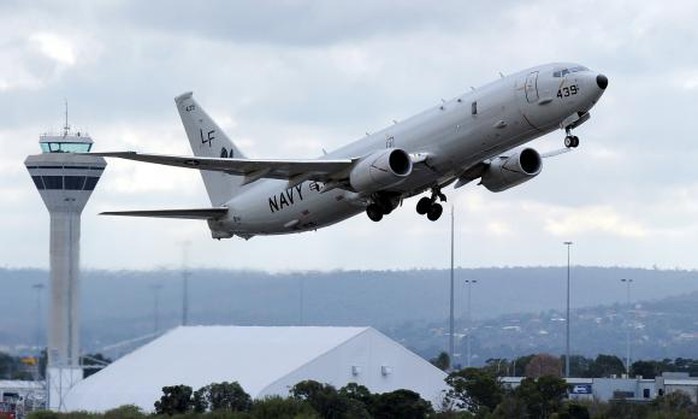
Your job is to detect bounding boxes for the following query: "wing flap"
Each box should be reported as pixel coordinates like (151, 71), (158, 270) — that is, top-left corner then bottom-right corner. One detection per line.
(100, 207), (228, 220)
(92, 152), (354, 182)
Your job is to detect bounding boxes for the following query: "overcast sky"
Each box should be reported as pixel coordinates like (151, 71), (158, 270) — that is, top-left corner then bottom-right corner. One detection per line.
(2, 0), (698, 272)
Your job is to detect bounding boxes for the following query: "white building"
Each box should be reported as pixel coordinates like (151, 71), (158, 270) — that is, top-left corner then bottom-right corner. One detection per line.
(64, 326), (448, 412)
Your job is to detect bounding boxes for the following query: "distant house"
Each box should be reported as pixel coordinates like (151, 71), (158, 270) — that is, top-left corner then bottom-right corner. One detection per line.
(64, 326), (448, 412)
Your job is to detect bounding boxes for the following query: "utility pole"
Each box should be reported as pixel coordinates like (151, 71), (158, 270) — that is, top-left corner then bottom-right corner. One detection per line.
(564, 241), (573, 378)
(449, 206), (455, 370)
(621, 278), (633, 375)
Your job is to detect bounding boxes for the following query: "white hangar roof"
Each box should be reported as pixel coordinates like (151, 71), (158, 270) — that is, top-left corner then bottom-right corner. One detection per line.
(64, 326), (447, 412)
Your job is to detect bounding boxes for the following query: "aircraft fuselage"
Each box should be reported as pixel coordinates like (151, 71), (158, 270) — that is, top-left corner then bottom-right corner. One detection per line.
(211, 63), (607, 238)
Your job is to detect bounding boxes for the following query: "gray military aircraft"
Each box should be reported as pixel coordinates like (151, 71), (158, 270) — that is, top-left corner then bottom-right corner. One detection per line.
(97, 63), (608, 239)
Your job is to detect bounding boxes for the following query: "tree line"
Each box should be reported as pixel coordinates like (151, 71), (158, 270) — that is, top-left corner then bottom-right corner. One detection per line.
(432, 352), (698, 379)
(19, 351), (698, 418)
(29, 380), (434, 418)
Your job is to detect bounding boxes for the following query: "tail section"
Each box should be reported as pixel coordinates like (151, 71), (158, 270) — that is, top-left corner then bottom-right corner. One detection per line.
(175, 92), (246, 206)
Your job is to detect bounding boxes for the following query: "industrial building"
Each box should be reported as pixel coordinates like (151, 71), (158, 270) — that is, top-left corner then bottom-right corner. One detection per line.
(63, 326), (448, 412)
(502, 373), (698, 403)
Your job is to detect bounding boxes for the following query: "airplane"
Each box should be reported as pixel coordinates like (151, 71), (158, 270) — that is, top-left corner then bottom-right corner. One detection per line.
(96, 63), (608, 240)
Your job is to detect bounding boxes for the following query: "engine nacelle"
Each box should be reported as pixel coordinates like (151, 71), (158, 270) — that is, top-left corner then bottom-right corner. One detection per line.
(349, 148), (413, 192)
(480, 148), (542, 192)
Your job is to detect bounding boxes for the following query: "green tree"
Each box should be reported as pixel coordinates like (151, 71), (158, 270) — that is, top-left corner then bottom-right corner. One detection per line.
(515, 376), (567, 418)
(491, 396), (526, 418)
(568, 355), (593, 378)
(512, 354), (535, 377)
(251, 395), (320, 419)
(338, 383), (373, 408)
(192, 386), (208, 413)
(207, 381), (252, 412)
(371, 389), (433, 419)
(652, 390), (696, 416)
(483, 358), (509, 377)
(103, 404), (146, 419)
(561, 402), (590, 419)
(290, 380), (350, 419)
(154, 384), (193, 415)
(588, 354), (625, 378)
(525, 353), (562, 378)
(445, 367), (504, 415)
(631, 360), (659, 379)
(431, 352), (451, 371)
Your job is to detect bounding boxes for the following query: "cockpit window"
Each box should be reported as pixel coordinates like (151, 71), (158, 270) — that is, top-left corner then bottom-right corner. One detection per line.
(553, 66), (589, 77)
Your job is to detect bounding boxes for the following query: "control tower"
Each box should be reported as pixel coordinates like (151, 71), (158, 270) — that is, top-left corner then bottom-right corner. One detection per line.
(24, 116), (106, 410)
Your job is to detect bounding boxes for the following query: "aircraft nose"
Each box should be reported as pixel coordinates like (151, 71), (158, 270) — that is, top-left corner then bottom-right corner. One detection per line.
(596, 74), (608, 90)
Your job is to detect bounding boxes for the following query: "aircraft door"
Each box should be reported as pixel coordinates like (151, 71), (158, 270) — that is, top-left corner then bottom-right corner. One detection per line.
(525, 71), (539, 103)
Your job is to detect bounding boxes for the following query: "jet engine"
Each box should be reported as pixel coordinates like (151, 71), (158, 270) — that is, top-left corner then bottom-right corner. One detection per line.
(480, 148), (542, 192)
(349, 148), (413, 192)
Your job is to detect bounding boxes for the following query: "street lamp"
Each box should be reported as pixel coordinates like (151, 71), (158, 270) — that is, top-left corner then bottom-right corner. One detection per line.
(563, 241), (573, 378)
(465, 279), (478, 368)
(621, 278), (633, 375)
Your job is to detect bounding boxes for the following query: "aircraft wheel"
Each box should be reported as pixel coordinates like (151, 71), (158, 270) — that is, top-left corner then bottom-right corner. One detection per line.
(366, 204), (383, 222)
(416, 197), (432, 215)
(571, 136), (580, 148)
(427, 203), (443, 221)
(564, 136), (574, 148)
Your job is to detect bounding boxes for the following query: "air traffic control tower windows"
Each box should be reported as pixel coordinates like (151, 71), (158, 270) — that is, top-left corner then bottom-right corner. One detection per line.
(29, 173), (102, 191)
(40, 141), (92, 153)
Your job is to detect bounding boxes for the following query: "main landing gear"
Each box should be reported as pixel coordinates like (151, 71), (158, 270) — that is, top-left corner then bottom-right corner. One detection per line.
(564, 127), (580, 148)
(366, 193), (400, 222)
(416, 188), (446, 221)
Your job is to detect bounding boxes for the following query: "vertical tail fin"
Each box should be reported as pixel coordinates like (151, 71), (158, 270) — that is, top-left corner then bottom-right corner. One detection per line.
(175, 92), (246, 206)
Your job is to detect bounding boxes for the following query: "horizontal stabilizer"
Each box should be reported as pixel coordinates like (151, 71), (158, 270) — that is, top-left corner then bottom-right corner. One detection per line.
(100, 207), (228, 220)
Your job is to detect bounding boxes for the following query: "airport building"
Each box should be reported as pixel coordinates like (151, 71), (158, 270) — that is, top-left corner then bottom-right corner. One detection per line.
(63, 326), (448, 412)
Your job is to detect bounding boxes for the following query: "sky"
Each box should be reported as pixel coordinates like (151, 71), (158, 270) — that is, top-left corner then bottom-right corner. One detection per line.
(2, 0), (698, 272)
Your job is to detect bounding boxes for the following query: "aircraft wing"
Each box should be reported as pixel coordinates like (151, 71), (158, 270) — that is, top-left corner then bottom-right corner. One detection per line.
(92, 152), (354, 184)
(100, 207), (228, 220)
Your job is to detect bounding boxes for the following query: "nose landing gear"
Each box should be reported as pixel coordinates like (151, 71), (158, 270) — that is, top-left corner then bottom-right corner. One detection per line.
(564, 127), (580, 148)
(416, 188), (447, 221)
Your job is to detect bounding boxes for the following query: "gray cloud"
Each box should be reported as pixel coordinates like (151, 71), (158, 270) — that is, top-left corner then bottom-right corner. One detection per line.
(2, 1), (698, 271)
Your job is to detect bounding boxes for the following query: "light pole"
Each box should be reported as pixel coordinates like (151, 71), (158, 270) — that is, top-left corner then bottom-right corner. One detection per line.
(563, 241), (573, 378)
(621, 278), (633, 375)
(448, 206), (455, 370)
(465, 279), (477, 368)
